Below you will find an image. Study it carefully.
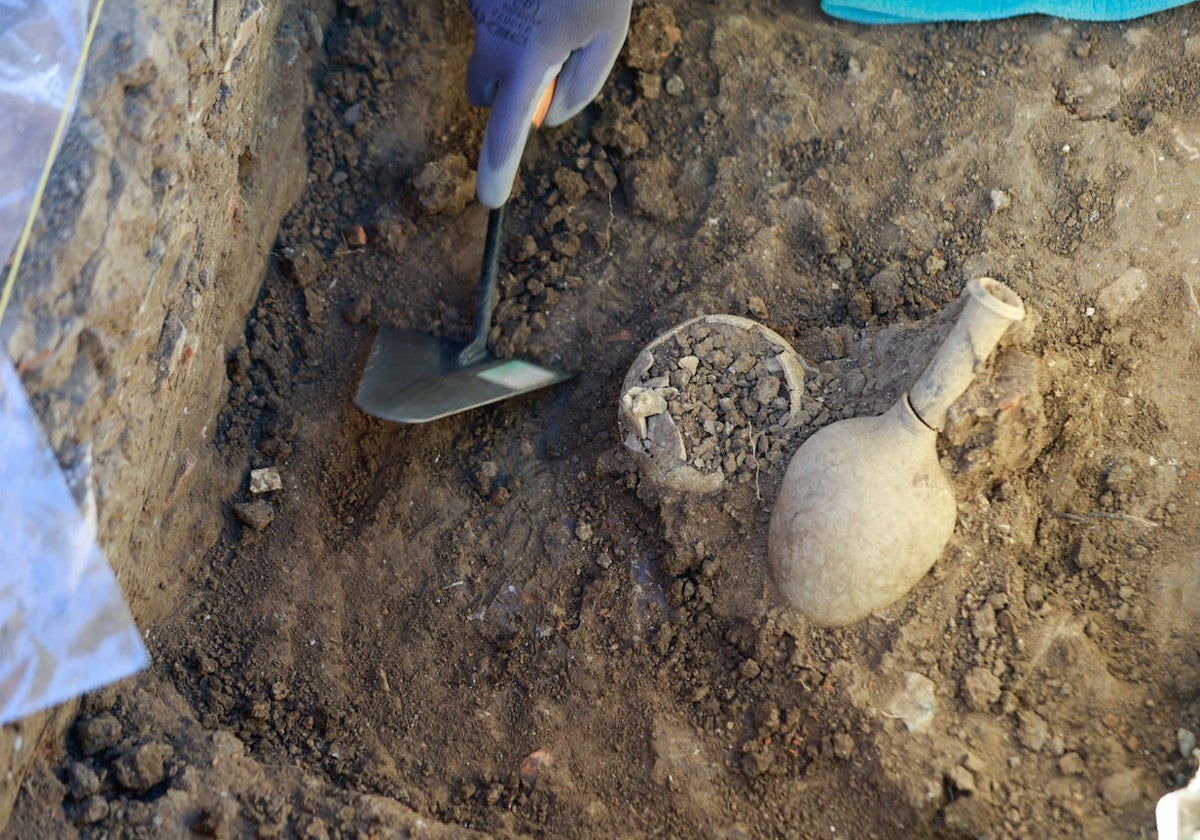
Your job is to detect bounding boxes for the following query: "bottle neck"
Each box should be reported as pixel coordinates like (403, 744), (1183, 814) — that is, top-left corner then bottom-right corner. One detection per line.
(908, 278), (1025, 431)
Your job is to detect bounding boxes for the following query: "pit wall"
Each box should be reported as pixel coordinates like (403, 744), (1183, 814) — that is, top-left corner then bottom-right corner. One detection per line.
(0, 0), (334, 827)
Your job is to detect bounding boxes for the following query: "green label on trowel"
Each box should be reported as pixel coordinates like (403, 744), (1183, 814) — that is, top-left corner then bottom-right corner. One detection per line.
(476, 360), (565, 392)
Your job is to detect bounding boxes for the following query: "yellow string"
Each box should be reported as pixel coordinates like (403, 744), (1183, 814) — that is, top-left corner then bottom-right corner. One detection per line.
(0, 0), (107, 329)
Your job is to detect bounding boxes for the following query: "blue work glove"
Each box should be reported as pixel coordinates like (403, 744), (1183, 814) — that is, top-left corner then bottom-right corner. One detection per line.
(822, 0), (1191, 23)
(466, 0), (633, 208)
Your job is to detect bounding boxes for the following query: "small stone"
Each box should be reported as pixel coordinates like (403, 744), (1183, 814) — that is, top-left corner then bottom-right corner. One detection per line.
(971, 605), (997, 640)
(1097, 268), (1148, 320)
(961, 667), (1002, 712)
(1178, 728), (1197, 758)
(747, 296), (769, 319)
(343, 225), (367, 248)
(278, 245), (326, 287)
(1074, 537), (1100, 569)
(342, 294), (372, 325)
(1063, 63), (1122, 119)
(590, 158), (619, 193)
(311, 158), (333, 179)
(753, 374), (781, 406)
(1017, 710), (1049, 752)
(592, 107), (649, 157)
(947, 764), (976, 794)
(298, 815), (330, 840)
(626, 387), (668, 421)
(636, 71), (662, 99)
(832, 733), (855, 760)
(73, 795), (109, 826)
(1100, 768), (1143, 808)
(625, 5), (682, 72)
(665, 75), (685, 96)
(941, 797), (994, 835)
(66, 762), (101, 801)
(842, 369), (866, 397)
(249, 467), (282, 494)
(233, 500), (275, 532)
(412, 153), (475, 215)
(510, 235), (538, 263)
(1048, 733), (1067, 756)
(550, 231), (581, 258)
(553, 167), (588, 205)
(1058, 751), (1086, 775)
(519, 749), (553, 787)
(1025, 583), (1045, 608)
(741, 750), (772, 777)
(575, 522), (593, 542)
(887, 672), (936, 733)
(112, 742), (174, 793)
(752, 703), (780, 733)
(868, 268), (902, 315)
(620, 158), (679, 222)
(73, 714), (122, 757)
(368, 207), (415, 258)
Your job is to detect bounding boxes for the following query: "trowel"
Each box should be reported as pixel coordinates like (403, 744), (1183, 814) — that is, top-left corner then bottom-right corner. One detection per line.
(355, 83), (572, 423)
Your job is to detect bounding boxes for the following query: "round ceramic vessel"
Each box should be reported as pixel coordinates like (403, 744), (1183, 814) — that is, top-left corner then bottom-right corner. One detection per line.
(618, 314), (809, 493)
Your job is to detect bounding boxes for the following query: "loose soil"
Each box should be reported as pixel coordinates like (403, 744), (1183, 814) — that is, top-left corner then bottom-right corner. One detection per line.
(8, 1), (1200, 838)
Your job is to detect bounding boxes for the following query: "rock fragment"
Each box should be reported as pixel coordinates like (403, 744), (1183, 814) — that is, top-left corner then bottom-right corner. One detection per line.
(625, 5), (682, 72)
(74, 714), (122, 757)
(233, 500), (275, 532)
(112, 741), (174, 793)
(412, 153), (475, 215)
(960, 667), (1002, 712)
(1097, 267), (1148, 320)
(1099, 768), (1143, 808)
(249, 467), (282, 494)
(1058, 752), (1086, 776)
(73, 796), (109, 826)
(1016, 710), (1049, 752)
(66, 762), (101, 801)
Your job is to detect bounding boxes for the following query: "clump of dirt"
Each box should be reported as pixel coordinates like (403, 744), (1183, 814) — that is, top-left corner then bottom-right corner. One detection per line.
(7, 1), (1200, 839)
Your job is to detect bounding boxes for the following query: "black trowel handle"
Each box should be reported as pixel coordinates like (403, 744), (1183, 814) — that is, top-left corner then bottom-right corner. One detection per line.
(458, 202), (507, 367)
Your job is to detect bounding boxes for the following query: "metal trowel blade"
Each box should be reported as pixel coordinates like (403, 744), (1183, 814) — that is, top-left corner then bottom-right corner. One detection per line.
(354, 326), (573, 424)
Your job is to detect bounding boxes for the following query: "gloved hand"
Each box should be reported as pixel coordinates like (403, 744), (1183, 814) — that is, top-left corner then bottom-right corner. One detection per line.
(466, 0), (633, 208)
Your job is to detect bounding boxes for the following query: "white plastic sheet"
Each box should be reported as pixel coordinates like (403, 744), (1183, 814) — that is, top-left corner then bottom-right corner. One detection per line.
(0, 354), (150, 724)
(0, 0), (88, 263)
(1, 0), (149, 725)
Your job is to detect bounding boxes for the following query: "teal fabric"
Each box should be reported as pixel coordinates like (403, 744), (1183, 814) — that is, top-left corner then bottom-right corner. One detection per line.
(821, 0), (1192, 23)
